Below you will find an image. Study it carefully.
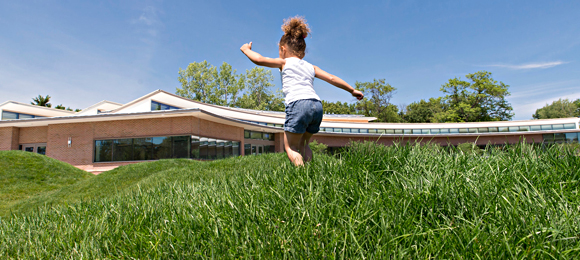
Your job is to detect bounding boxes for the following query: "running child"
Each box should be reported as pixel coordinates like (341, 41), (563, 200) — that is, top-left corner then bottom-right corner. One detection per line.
(240, 16), (364, 166)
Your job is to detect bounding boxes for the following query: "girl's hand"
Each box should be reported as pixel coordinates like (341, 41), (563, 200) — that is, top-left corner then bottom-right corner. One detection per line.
(352, 90), (364, 100)
(240, 42), (253, 52)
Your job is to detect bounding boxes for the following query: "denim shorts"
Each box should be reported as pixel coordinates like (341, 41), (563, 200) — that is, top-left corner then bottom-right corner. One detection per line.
(284, 99), (323, 134)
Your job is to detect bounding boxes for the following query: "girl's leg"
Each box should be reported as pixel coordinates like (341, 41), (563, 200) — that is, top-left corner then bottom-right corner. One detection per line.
(284, 131), (305, 166)
(299, 132), (314, 163)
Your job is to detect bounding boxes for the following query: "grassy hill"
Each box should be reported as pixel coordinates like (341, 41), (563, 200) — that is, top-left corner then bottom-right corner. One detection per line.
(0, 150), (92, 216)
(1, 143), (579, 258)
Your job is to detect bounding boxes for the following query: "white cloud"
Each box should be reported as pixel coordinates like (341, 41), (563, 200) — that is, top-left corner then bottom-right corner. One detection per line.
(488, 61), (568, 70)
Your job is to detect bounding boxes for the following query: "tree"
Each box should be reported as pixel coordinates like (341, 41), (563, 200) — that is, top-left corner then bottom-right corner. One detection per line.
(321, 100), (357, 114)
(236, 67), (284, 111)
(403, 97), (444, 123)
(176, 61), (219, 104)
(532, 98), (580, 119)
(31, 95), (51, 107)
(436, 71), (513, 122)
(355, 79), (401, 122)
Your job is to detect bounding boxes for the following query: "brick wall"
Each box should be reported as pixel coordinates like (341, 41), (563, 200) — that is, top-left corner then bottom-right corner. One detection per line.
(44, 116), (244, 168)
(19, 126), (48, 144)
(0, 127), (20, 150)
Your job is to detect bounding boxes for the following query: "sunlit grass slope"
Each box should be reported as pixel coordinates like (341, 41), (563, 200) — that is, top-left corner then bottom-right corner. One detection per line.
(0, 150), (92, 217)
(1, 143), (579, 258)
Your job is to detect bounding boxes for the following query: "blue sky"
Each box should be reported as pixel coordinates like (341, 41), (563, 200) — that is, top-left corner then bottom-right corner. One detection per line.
(1, 0), (578, 120)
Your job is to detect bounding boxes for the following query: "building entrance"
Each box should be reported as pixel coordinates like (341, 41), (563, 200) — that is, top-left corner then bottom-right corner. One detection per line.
(251, 144), (264, 155)
(20, 143), (47, 155)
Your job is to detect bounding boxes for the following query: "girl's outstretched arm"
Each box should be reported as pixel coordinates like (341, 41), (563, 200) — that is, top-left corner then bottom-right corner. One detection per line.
(313, 65), (364, 100)
(240, 42), (285, 69)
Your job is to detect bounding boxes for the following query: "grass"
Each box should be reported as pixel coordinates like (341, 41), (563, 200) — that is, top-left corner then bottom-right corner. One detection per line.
(1, 142), (579, 258)
(0, 151), (92, 217)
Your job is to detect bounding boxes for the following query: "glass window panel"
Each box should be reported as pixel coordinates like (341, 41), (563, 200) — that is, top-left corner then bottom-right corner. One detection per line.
(133, 138), (152, 161)
(151, 101), (161, 111)
(250, 131), (262, 139)
(541, 125), (552, 130)
(369, 129), (377, 134)
(565, 133), (578, 143)
(543, 134), (555, 144)
(152, 136), (171, 160)
(215, 140), (224, 159)
(244, 144), (251, 156)
(449, 129), (459, 134)
(577, 133), (580, 143)
(94, 140), (113, 162)
(37, 146), (46, 155)
(421, 129), (430, 134)
(263, 133), (270, 140)
(244, 130), (250, 139)
(440, 129), (450, 134)
(334, 128), (342, 133)
(468, 128), (477, 133)
(19, 114), (34, 119)
(378, 129), (387, 134)
(199, 137), (209, 159)
(207, 139), (217, 159)
(224, 142), (232, 157)
(518, 126), (529, 131)
(251, 145), (256, 155)
(499, 127), (509, 132)
(2, 111), (18, 120)
(342, 128), (351, 133)
(394, 129), (403, 134)
(431, 129), (441, 134)
(172, 136), (190, 158)
(554, 133), (566, 143)
(270, 133), (275, 141)
(190, 136), (200, 159)
(258, 146), (263, 154)
(410, 129), (420, 134)
(232, 142), (240, 156)
(530, 125), (541, 131)
(276, 124), (283, 128)
(552, 124), (564, 130)
(113, 139), (133, 161)
(508, 126), (519, 132)
(478, 128), (489, 133)
(457, 128), (467, 133)
(24, 146), (34, 152)
(404, 129), (412, 134)
(352, 128), (361, 133)
(564, 123), (576, 129)
(488, 127), (498, 132)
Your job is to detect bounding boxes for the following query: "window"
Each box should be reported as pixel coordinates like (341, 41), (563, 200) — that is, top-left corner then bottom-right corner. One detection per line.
(468, 128), (477, 133)
(508, 126), (519, 132)
(488, 127), (498, 132)
(554, 133), (566, 143)
(459, 128), (468, 133)
(478, 128), (489, 133)
(499, 127), (509, 132)
(95, 135), (239, 162)
(552, 124), (564, 130)
(565, 133), (579, 143)
(449, 129), (459, 134)
(541, 125), (552, 130)
(430, 129), (440, 134)
(519, 126), (529, 131)
(564, 123), (576, 129)
(543, 134), (554, 144)
(1, 111), (39, 120)
(151, 101), (180, 111)
(530, 125), (541, 131)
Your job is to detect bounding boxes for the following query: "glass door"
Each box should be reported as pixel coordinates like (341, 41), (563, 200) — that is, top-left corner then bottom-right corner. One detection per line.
(20, 143), (47, 155)
(251, 144), (264, 155)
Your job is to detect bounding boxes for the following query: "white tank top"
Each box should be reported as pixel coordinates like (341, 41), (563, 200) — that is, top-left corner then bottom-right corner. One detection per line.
(281, 57), (321, 105)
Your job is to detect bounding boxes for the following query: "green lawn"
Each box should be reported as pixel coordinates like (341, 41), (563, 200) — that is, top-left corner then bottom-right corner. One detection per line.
(0, 142), (579, 258)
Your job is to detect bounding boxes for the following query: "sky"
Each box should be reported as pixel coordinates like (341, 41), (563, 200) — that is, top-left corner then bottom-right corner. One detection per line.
(0, 0), (579, 120)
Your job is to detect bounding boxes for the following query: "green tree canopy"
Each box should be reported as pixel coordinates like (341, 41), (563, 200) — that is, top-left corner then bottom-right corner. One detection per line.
(403, 97), (444, 123)
(176, 61), (283, 111)
(321, 100), (357, 115)
(436, 71), (513, 122)
(355, 79), (400, 122)
(532, 98), (580, 119)
(31, 95), (51, 107)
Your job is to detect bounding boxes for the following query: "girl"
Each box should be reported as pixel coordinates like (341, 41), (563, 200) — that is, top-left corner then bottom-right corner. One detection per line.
(240, 16), (364, 166)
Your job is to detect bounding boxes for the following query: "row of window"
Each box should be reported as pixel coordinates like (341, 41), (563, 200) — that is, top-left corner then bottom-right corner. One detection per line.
(243, 144), (276, 155)
(244, 130), (276, 141)
(151, 101), (180, 111)
(543, 132), (580, 144)
(94, 135), (240, 162)
(241, 120), (578, 135)
(1, 111), (44, 120)
(319, 123), (578, 135)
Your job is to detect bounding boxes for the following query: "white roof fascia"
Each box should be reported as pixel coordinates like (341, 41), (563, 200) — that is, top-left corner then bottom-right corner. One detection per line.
(0, 101), (75, 117)
(75, 100), (123, 116)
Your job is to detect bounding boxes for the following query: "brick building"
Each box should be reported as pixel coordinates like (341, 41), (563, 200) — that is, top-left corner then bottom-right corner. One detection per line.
(1, 90), (579, 173)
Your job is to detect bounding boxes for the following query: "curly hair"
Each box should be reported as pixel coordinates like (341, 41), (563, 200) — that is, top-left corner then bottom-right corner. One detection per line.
(280, 16), (311, 58)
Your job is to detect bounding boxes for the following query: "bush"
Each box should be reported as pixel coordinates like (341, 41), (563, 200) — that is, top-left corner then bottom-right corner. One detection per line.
(309, 139), (328, 154)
